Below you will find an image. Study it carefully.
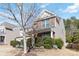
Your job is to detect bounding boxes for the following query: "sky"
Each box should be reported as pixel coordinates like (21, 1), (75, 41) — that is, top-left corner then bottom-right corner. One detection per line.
(38, 3), (79, 19)
(0, 3), (79, 25)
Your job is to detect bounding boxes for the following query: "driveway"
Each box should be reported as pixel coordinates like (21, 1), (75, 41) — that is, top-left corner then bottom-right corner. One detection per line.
(0, 45), (18, 56)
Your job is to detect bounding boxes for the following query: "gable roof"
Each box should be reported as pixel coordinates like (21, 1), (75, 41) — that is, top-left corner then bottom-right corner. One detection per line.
(33, 9), (60, 25)
(35, 9), (56, 22)
(1, 22), (16, 29)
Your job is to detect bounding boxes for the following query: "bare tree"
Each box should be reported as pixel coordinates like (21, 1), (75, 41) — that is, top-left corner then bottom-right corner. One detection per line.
(0, 3), (41, 54)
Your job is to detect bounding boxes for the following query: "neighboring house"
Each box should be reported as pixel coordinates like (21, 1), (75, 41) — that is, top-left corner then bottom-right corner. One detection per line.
(0, 22), (20, 45)
(33, 9), (66, 45)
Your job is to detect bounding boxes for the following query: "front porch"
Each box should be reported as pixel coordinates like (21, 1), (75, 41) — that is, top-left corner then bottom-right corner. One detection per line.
(37, 31), (51, 39)
(36, 31), (55, 40)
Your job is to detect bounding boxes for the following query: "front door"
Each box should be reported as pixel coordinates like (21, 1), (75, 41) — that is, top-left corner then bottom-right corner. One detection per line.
(0, 36), (5, 44)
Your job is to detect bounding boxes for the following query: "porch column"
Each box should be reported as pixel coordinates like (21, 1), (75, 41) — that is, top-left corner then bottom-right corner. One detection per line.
(32, 34), (35, 48)
(4, 28), (6, 44)
(51, 28), (54, 38)
(4, 36), (6, 44)
(50, 25), (55, 39)
(51, 30), (53, 38)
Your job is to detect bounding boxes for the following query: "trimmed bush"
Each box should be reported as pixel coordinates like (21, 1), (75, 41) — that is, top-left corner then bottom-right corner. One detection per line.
(35, 37), (43, 47)
(10, 40), (20, 47)
(44, 44), (52, 49)
(35, 36), (53, 48)
(10, 38), (32, 48)
(43, 36), (52, 41)
(43, 39), (52, 46)
(43, 36), (53, 49)
(35, 42), (43, 47)
(43, 36), (53, 45)
(54, 38), (64, 49)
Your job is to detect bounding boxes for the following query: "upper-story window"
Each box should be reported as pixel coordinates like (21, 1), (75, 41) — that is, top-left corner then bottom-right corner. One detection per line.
(43, 19), (50, 28)
(0, 29), (4, 34)
(6, 28), (13, 31)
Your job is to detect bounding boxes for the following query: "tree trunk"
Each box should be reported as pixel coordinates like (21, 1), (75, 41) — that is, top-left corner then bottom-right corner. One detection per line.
(23, 29), (27, 53)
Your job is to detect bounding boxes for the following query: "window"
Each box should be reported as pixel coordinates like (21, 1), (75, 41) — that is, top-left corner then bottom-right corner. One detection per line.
(43, 19), (50, 28)
(45, 20), (49, 28)
(6, 28), (13, 31)
(0, 29), (4, 34)
(0, 36), (5, 42)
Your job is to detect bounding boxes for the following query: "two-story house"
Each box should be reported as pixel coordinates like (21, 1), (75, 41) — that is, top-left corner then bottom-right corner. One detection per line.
(33, 9), (66, 45)
(0, 22), (20, 45)
(8, 9), (66, 46)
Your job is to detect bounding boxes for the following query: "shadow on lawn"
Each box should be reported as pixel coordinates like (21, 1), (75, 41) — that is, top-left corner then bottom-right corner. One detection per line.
(15, 49), (37, 56)
(15, 48), (45, 56)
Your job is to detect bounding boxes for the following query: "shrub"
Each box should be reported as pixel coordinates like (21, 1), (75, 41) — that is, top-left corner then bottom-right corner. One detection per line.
(43, 36), (53, 45)
(66, 35), (73, 43)
(66, 32), (79, 50)
(35, 37), (43, 47)
(35, 37), (42, 43)
(66, 32), (79, 43)
(43, 36), (53, 49)
(43, 39), (52, 46)
(35, 42), (43, 47)
(73, 39), (79, 44)
(10, 40), (20, 47)
(11, 38), (33, 48)
(27, 38), (32, 47)
(20, 38), (32, 48)
(44, 44), (52, 49)
(54, 38), (64, 49)
(43, 36), (51, 41)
